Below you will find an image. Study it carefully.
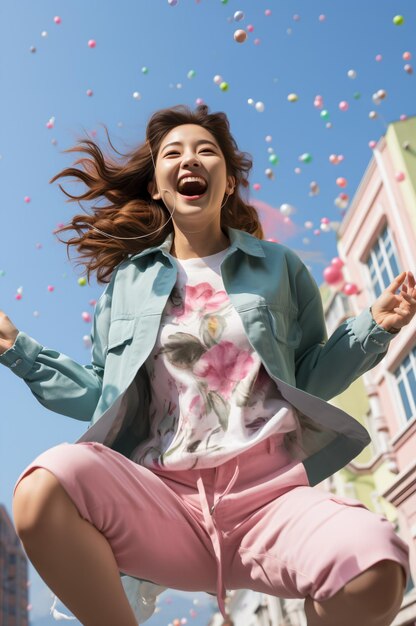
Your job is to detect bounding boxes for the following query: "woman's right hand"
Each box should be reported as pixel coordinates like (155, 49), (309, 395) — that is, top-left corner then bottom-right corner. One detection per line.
(0, 311), (19, 355)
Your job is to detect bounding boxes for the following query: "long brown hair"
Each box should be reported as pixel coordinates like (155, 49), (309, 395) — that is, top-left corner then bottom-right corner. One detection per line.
(51, 103), (264, 284)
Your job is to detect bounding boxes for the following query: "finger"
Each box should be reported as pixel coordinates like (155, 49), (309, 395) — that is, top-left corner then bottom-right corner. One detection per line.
(388, 271), (407, 293)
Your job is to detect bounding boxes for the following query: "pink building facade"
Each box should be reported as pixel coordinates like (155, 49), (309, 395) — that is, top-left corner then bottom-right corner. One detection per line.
(336, 116), (416, 625)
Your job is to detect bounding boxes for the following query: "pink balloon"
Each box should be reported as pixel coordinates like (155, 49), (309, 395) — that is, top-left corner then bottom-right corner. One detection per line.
(253, 183), (261, 191)
(331, 257), (344, 269)
(323, 265), (343, 285)
(343, 282), (359, 295)
(336, 177), (347, 188)
(395, 171), (405, 182)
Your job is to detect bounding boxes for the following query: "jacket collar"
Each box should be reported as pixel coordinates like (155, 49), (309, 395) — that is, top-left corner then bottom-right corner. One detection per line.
(128, 226), (266, 262)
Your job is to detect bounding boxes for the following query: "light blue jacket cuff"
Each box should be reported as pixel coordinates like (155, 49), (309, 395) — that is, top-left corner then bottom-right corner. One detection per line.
(348, 307), (398, 352)
(0, 331), (44, 377)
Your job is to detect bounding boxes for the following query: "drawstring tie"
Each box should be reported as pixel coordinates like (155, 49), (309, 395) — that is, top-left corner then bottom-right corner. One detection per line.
(196, 456), (240, 621)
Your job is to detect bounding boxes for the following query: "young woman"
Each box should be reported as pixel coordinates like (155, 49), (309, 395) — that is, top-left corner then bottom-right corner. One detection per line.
(1, 104), (415, 626)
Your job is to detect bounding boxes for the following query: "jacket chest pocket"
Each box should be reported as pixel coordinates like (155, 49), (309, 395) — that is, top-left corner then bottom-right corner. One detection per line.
(106, 318), (136, 355)
(264, 306), (302, 349)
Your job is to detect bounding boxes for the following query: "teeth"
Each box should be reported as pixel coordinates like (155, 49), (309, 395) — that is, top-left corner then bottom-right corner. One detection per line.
(177, 176), (207, 191)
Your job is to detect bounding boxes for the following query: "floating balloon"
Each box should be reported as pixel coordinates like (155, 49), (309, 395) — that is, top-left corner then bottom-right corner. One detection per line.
(375, 54), (382, 62)
(299, 153), (312, 163)
(369, 111), (378, 119)
(234, 10), (244, 21)
(304, 221), (313, 229)
(404, 64), (413, 74)
(168, 0), (178, 5)
(395, 171), (405, 182)
(247, 24), (254, 32)
(234, 29), (247, 43)
(47, 285), (54, 292)
(323, 266), (343, 285)
(265, 168), (275, 180)
(287, 93), (298, 102)
(280, 203), (295, 216)
(343, 283), (359, 295)
(255, 101), (265, 112)
(331, 257), (344, 269)
(336, 177), (347, 188)
(309, 181), (320, 195)
(187, 70), (196, 79)
(213, 75), (222, 85)
(339, 101), (349, 111)
(88, 39), (96, 48)
(347, 69), (357, 79)
(320, 110), (330, 120)
(393, 15), (404, 25)
(368, 140), (377, 149)
(269, 154), (279, 165)
(219, 82), (229, 91)
(54, 16), (62, 24)
(253, 183), (261, 191)
(403, 51), (411, 60)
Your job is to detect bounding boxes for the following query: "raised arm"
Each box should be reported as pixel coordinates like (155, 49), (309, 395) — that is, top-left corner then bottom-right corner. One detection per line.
(293, 262), (400, 400)
(0, 291), (110, 421)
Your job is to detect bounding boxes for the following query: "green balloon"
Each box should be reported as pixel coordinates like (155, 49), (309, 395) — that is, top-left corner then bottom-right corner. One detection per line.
(320, 110), (330, 120)
(269, 154), (279, 165)
(353, 91), (361, 99)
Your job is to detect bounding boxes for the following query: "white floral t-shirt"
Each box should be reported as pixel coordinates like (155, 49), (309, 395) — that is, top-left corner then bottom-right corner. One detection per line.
(130, 246), (300, 470)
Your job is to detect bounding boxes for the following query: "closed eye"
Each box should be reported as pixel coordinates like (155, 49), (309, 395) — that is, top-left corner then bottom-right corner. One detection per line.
(164, 149), (215, 157)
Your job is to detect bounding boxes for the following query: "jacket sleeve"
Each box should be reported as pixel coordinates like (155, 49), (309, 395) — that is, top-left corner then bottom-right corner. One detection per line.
(293, 261), (397, 400)
(0, 291), (110, 421)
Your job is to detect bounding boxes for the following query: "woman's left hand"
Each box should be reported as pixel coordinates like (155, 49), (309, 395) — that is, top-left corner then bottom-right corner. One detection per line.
(370, 271), (416, 333)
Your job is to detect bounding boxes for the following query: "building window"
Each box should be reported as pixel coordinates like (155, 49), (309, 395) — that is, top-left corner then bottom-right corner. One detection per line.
(366, 225), (401, 298)
(394, 346), (416, 422)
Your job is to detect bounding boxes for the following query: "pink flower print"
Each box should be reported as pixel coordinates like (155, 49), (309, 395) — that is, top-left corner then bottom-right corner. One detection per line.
(189, 394), (204, 419)
(176, 283), (228, 322)
(193, 341), (254, 399)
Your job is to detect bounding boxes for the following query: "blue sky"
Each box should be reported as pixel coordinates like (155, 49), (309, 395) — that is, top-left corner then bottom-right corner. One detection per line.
(1, 1), (415, 624)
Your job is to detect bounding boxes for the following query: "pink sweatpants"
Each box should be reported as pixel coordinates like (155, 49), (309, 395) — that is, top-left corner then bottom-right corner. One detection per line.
(14, 434), (410, 620)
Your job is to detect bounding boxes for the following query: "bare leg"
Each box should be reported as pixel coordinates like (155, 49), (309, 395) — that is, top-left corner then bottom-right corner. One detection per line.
(13, 468), (138, 626)
(304, 559), (406, 626)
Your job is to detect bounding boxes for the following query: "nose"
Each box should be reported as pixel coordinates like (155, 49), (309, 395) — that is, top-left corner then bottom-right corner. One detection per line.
(181, 152), (201, 168)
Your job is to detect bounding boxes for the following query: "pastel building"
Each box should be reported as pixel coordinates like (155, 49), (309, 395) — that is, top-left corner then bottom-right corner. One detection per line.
(0, 504), (29, 626)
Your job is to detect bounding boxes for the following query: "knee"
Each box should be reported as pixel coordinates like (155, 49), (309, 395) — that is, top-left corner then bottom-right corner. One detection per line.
(13, 467), (67, 537)
(346, 559), (405, 619)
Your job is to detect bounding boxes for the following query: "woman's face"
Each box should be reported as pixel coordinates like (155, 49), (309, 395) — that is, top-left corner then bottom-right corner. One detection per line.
(148, 124), (235, 221)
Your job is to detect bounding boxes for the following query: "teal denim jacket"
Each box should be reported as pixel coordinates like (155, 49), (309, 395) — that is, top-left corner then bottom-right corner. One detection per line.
(1, 226), (396, 621)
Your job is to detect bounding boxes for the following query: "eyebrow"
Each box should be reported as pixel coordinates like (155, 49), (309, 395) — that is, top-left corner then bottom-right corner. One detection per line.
(161, 139), (218, 153)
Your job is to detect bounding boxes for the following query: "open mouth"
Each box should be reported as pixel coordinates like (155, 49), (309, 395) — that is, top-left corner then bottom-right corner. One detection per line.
(177, 176), (208, 200)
